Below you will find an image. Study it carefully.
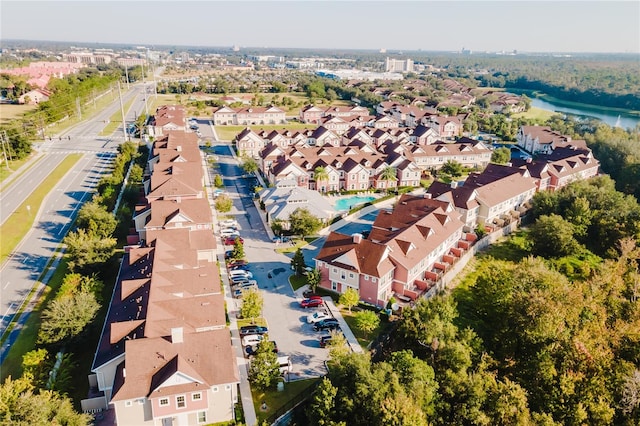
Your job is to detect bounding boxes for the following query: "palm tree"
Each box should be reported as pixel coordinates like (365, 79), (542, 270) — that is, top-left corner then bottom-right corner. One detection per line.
(313, 166), (329, 192)
(380, 166), (397, 192)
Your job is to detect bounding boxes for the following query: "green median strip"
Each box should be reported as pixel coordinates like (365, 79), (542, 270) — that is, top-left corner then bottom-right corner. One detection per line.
(99, 96), (137, 136)
(0, 154), (82, 264)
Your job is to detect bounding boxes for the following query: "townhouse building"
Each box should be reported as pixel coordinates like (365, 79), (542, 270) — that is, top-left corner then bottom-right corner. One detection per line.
(517, 125), (587, 155)
(316, 194), (467, 306)
(299, 104), (370, 124)
(150, 105), (187, 137)
(90, 114), (238, 425)
(213, 106), (286, 125)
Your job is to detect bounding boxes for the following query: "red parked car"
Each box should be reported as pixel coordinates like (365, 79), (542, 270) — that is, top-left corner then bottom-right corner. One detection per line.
(300, 296), (324, 308)
(224, 236), (244, 245)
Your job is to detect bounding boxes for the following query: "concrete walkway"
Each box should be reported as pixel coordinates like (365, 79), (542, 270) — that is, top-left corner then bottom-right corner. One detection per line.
(202, 153), (258, 426)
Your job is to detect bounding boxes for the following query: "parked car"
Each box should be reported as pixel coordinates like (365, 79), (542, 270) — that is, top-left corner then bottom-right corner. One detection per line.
(313, 318), (340, 332)
(230, 275), (253, 284)
(224, 236), (244, 246)
(241, 334), (264, 347)
(300, 297), (324, 309)
(239, 325), (268, 336)
(319, 334), (339, 348)
(221, 228), (239, 238)
(233, 283), (258, 292)
(307, 311), (331, 324)
(229, 270), (253, 279)
(219, 219), (238, 228)
(245, 341), (278, 357)
(224, 250), (234, 260)
(228, 262), (249, 270)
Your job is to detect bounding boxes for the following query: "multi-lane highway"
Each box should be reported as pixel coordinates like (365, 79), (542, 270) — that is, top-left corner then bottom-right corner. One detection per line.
(0, 83), (152, 363)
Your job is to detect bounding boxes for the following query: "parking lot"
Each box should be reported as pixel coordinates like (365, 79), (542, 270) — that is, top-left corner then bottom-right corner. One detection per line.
(211, 143), (335, 379)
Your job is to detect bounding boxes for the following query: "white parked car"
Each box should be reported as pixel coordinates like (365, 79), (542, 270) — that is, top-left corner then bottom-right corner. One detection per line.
(307, 311), (331, 324)
(220, 228), (239, 238)
(229, 270), (253, 279)
(242, 334), (264, 347)
(219, 219), (239, 228)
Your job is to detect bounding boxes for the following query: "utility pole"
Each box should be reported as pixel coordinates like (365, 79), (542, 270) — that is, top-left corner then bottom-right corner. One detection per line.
(76, 97), (82, 120)
(118, 81), (129, 142)
(1, 131), (12, 170)
(141, 61), (149, 116)
(124, 65), (130, 90)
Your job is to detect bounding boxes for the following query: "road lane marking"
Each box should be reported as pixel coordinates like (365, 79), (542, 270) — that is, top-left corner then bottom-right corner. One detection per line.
(3, 281), (9, 289)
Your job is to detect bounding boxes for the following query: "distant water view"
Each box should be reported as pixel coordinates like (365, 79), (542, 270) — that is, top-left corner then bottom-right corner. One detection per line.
(507, 89), (640, 130)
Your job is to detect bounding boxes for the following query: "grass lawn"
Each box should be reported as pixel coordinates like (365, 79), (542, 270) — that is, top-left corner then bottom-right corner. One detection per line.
(340, 308), (389, 349)
(215, 123), (317, 142)
(252, 378), (319, 424)
(512, 106), (556, 122)
(275, 237), (317, 254)
(237, 317), (268, 328)
(144, 94), (183, 113)
(289, 274), (307, 291)
(0, 154), (40, 185)
(0, 154), (82, 264)
(99, 97), (137, 136)
(0, 104), (37, 124)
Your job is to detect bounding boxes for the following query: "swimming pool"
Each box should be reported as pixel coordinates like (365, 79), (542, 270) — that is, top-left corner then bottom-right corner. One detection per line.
(335, 195), (376, 211)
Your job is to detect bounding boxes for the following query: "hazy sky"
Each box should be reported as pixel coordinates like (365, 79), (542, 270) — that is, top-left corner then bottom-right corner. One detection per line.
(2, 1), (639, 53)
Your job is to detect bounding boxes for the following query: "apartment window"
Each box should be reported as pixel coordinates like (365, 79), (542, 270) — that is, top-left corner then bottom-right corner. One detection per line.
(159, 398), (169, 407)
(349, 273), (354, 278)
(364, 275), (369, 281)
(192, 392), (202, 401)
(198, 411), (207, 424)
(341, 272), (346, 279)
(125, 401), (133, 407)
(372, 277), (377, 283)
(212, 386), (219, 392)
(225, 385), (232, 391)
(331, 281), (337, 291)
(176, 395), (186, 409)
(332, 268), (337, 273)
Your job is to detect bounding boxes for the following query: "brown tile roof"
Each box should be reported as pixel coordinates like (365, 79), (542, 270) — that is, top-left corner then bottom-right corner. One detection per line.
(145, 199), (212, 229)
(111, 329), (238, 401)
(317, 232), (394, 278)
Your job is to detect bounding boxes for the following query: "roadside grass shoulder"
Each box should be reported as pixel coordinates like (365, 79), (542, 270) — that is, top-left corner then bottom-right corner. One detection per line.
(0, 154), (82, 264)
(99, 97), (137, 136)
(0, 154), (40, 186)
(289, 275), (307, 291)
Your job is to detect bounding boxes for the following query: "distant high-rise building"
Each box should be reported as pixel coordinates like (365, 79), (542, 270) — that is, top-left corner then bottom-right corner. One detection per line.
(385, 57), (414, 73)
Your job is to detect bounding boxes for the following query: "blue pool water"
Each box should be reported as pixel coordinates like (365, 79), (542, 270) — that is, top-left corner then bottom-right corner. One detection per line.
(335, 195), (376, 211)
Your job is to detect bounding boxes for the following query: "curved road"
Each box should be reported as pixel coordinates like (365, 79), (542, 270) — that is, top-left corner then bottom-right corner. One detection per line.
(0, 83), (152, 363)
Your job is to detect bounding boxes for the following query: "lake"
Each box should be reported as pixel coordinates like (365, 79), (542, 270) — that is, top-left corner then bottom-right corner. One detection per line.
(506, 89), (640, 130)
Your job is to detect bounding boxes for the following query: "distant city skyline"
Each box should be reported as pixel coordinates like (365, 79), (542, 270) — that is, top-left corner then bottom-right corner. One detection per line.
(1, 1), (639, 54)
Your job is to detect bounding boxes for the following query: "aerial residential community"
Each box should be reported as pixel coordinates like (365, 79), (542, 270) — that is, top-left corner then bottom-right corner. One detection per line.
(1, 2), (640, 425)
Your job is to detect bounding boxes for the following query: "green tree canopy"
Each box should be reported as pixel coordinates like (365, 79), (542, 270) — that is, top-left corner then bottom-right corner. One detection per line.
(37, 291), (99, 346)
(214, 194), (233, 213)
(289, 208), (322, 239)
(0, 376), (92, 425)
(338, 287), (359, 313)
(529, 213), (582, 258)
(440, 160), (464, 178)
(240, 289), (263, 323)
(490, 147), (511, 165)
(354, 310), (380, 338)
(291, 248), (306, 276)
(63, 228), (116, 274)
(75, 200), (117, 238)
